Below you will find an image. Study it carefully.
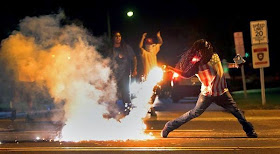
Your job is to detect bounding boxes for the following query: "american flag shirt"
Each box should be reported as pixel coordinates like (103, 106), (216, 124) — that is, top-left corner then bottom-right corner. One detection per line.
(196, 53), (228, 96)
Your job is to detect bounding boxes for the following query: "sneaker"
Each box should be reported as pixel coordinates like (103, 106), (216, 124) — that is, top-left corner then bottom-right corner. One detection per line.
(161, 129), (170, 138)
(246, 130), (258, 138)
(161, 121), (172, 138)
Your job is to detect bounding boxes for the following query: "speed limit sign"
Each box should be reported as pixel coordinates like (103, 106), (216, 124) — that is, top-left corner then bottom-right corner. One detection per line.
(250, 20), (268, 44)
(250, 20), (269, 106)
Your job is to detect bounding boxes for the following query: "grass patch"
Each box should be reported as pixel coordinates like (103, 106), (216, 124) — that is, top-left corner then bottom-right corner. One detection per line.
(232, 87), (280, 109)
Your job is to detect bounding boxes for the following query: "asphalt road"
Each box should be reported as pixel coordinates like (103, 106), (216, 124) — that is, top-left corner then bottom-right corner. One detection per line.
(0, 110), (280, 154)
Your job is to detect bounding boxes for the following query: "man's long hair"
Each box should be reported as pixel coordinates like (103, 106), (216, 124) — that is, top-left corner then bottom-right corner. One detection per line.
(175, 39), (214, 72)
(112, 31), (129, 57)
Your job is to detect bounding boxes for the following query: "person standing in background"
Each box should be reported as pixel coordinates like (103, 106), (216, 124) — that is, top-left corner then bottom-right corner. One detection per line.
(139, 31), (163, 117)
(111, 31), (137, 115)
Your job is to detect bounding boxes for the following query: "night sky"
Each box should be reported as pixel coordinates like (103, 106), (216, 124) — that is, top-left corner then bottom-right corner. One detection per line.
(0, 0), (278, 79)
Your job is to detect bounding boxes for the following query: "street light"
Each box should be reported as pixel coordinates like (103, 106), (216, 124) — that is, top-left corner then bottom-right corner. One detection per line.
(107, 10), (111, 40)
(107, 10), (134, 39)
(127, 11), (133, 17)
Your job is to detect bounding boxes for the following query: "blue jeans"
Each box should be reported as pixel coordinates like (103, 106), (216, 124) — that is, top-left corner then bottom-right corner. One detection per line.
(166, 91), (255, 133)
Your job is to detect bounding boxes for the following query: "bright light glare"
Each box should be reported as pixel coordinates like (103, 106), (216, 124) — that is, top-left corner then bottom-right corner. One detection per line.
(127, 11), (133, 17)
(191, 56), (200, 63)
(173, 73), (179, 78)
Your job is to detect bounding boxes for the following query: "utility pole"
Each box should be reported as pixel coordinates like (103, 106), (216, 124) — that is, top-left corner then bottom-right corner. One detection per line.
(107, 10), (111, 40)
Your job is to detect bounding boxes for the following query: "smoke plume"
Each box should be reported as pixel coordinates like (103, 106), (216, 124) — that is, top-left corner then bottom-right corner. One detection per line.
(0, 11), (118, 127)
(0, 11), (159, 141)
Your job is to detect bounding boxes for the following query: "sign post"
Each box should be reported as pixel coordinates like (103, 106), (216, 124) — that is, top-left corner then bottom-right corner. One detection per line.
(234, 32), (247, 98)
(250, 20), (269, 105)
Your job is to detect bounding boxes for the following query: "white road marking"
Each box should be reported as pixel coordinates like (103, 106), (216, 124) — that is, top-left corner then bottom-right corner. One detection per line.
(1, 146), (280, 152)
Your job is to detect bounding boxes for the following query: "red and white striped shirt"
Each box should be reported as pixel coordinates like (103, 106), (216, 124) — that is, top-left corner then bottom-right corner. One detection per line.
(196, 53), (228, 96)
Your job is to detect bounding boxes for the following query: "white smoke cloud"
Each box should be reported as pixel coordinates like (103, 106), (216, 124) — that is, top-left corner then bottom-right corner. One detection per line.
(0, 10), (118, 127)
(0, 11), (159, 141)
